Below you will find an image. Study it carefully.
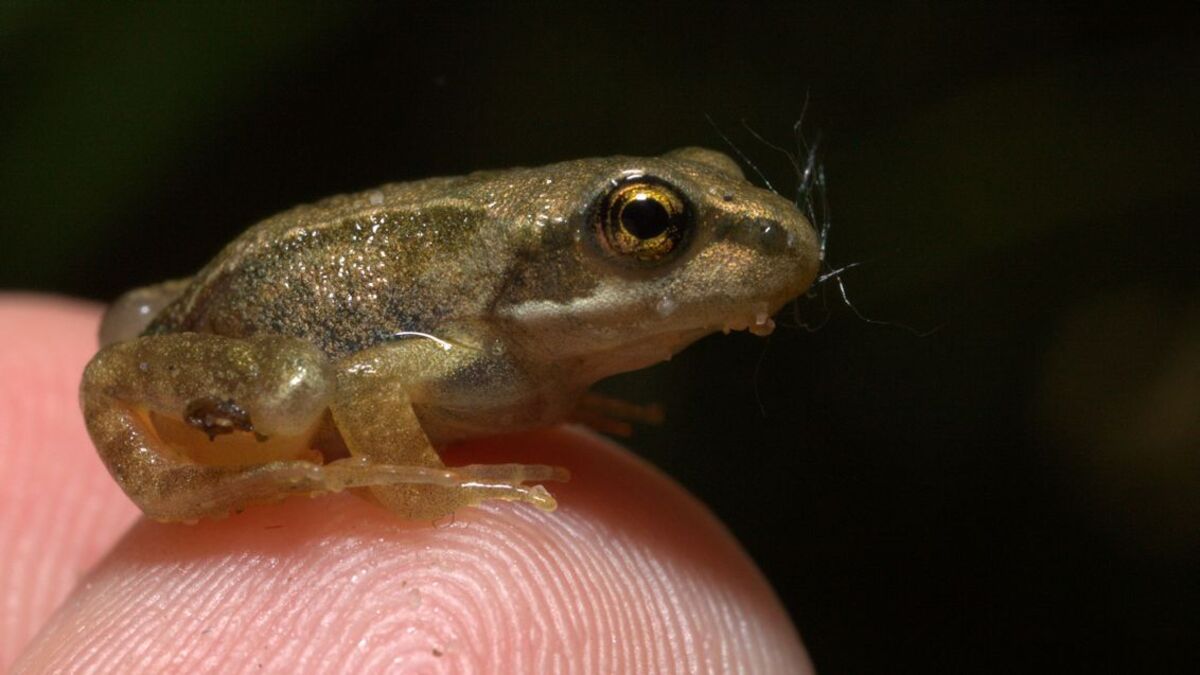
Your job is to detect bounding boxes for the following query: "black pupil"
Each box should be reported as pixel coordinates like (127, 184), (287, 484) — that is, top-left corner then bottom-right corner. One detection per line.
(620, 194), (671, 239)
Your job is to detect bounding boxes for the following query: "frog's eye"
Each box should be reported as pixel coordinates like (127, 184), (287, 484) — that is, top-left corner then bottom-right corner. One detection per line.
(596, 178), (693, 263)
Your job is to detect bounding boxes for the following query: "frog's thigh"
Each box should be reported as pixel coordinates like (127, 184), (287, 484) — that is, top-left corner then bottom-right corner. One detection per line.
(330, 342), (566, 520)
(82, 333), (341, 521)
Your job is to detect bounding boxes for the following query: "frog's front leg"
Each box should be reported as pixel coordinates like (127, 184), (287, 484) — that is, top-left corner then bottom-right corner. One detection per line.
(330, 341), (569, 520)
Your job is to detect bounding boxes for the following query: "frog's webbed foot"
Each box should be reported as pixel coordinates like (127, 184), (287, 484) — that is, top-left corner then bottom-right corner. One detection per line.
(570, 392), (665, 437)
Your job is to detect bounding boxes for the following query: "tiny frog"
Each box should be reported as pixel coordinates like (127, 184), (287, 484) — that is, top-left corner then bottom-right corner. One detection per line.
(82, 148), (819, 522)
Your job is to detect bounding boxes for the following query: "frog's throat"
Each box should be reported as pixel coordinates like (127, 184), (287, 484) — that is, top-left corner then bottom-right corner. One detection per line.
(499, 297), (784, 381)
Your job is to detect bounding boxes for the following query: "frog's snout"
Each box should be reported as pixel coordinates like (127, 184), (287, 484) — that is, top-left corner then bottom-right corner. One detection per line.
(716, 206), (812, 259)
(712, 202), (821, 304)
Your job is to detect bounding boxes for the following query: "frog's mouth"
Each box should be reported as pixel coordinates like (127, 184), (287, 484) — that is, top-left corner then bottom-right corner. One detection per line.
(596, 299), (786, 370)
(562, 303), (779, 382)
(713, 301), (777, 337)
(649, 297), (782, 339)
(498, 294), (791, 381)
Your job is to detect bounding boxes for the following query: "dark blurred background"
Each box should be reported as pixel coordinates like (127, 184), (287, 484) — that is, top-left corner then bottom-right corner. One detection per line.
(2, 2), (1196, 672)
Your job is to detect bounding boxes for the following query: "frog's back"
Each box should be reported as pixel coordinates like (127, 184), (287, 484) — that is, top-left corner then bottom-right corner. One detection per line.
(144, 176), (495, 357)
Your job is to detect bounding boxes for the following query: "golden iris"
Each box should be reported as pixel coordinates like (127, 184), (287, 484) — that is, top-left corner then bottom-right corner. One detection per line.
(597, 179), (691, 263)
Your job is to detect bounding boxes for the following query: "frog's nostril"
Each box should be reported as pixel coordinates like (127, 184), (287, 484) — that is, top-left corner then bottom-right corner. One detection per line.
(717, 215), (798, 256)
(754, 218), (790, 255)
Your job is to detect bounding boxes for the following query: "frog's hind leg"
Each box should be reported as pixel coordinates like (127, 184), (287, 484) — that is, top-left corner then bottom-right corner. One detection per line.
(329, 342), (569, 521)
(82, 333), (353, 521)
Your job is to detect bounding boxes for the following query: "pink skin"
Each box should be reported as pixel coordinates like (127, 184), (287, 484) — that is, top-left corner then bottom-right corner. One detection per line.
(1, 295), (811, 674)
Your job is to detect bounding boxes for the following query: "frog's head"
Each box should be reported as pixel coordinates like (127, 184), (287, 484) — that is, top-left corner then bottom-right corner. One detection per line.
(489, 147), (820, 383)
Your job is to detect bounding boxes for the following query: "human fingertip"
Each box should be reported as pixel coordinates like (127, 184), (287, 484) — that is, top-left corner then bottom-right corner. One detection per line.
(16, 428), (809, 673)
(0, 294), (139, 670)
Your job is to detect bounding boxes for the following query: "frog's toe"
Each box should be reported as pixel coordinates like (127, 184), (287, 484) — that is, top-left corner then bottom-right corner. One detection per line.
(450, 463), (571, 512)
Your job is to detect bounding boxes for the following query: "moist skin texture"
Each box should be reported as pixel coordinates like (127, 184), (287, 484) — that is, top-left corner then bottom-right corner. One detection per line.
(82, 147), (820, 522)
